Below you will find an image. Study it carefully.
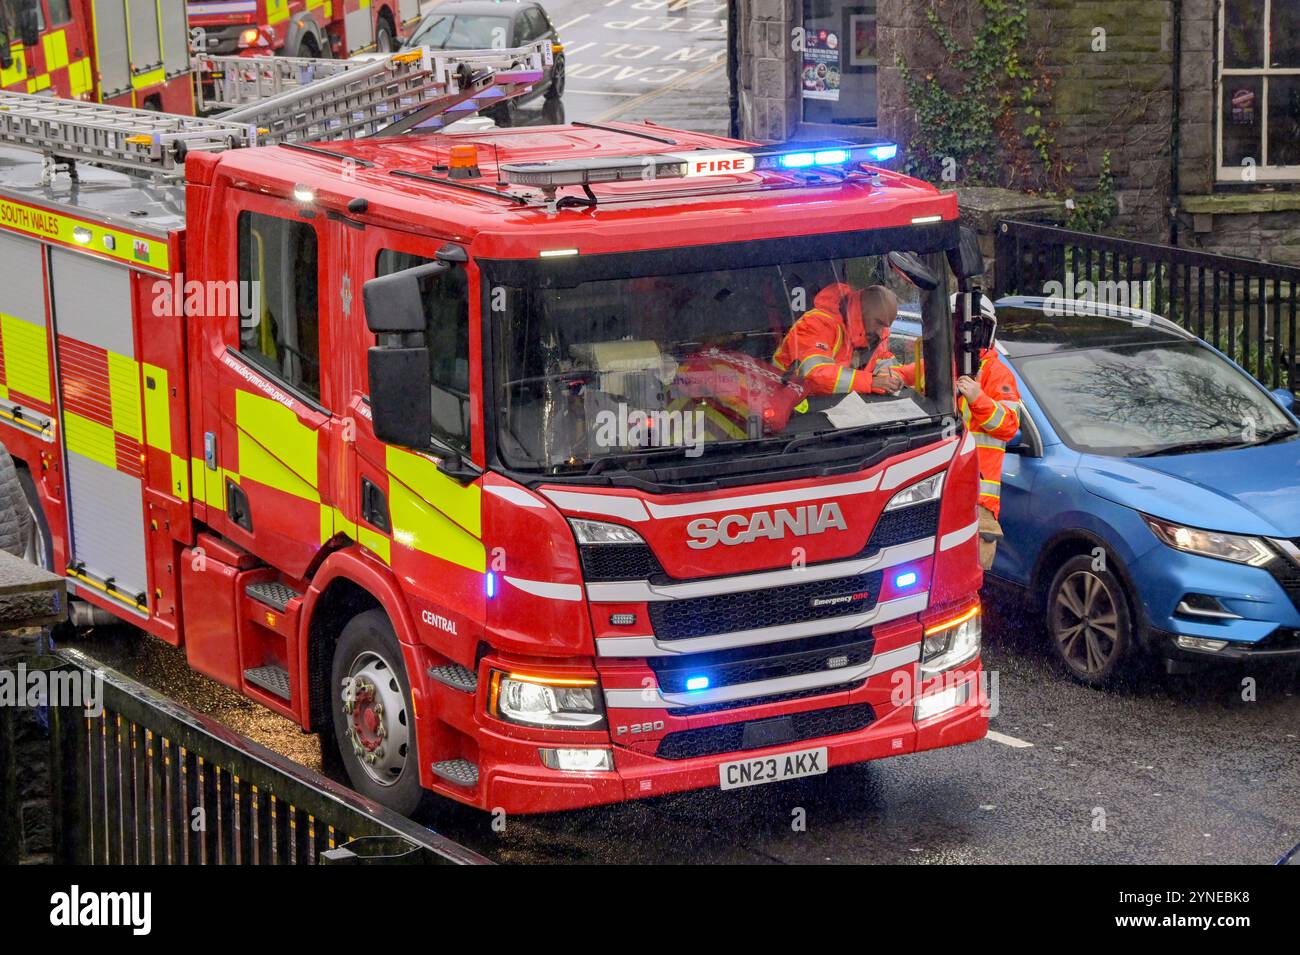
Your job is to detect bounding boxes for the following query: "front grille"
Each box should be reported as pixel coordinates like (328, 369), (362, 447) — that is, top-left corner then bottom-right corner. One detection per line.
(668, 682), (866, 718)
(864, 500), (941, 552)
(654, 702), (875, 760)
(1267, 541), (1300, 610)
(579, 543), (665, 582)
(648, 570), (883, 640)
(649, 630), (875, 692)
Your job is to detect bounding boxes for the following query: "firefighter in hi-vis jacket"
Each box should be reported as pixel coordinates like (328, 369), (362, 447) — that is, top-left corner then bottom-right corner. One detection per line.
(950, 295), (1020, 570)
(773, 283), (906, 395)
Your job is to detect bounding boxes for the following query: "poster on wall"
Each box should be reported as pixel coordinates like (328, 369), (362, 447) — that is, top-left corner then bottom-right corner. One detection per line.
(801, 27), (842, 101)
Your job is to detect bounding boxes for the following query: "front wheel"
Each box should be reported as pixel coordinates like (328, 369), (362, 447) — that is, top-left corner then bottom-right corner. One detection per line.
(375, 17), (395, 53)
(1045, 555), (1136, 685)
(330, 609), (429, 816)
(545, 57), (565, 99)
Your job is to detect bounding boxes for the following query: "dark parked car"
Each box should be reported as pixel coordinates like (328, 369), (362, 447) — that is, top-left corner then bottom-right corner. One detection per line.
(402, 0), (564, 124)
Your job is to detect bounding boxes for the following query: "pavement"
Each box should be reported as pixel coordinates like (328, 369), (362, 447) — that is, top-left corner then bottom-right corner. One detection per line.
(61, 591), (1300, 865)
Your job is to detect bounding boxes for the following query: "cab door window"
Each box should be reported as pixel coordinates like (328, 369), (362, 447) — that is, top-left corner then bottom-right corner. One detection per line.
(375, 249), (472, 455)
(237, 211), (321, 401)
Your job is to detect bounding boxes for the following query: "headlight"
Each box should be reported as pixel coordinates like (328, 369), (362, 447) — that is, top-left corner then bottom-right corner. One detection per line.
(920, 604), (981, 676)
(539, 748), (613, 772)
(1142, 515), (1275, 567)
(885, 472), (944, 511)
(488, 671), (605, 729)
(569, 518), (645, 545)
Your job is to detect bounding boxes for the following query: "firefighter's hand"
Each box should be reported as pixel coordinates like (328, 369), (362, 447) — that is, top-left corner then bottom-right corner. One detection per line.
(872, 371), (904, 394)
(956, 376), (982, 403)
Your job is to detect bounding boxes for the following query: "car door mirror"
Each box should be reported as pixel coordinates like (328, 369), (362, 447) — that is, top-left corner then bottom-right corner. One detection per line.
(1271, 387), (1296, 414)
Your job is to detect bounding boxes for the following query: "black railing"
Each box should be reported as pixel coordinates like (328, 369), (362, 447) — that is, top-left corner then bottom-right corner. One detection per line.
(3, 648), (489, 866)
(995, 220), (1300, 393)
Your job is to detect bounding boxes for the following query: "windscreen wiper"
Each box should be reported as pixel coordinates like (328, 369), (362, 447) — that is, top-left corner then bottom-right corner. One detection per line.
(781, 414), (945, 455)
(1129, 437), (1252, 457)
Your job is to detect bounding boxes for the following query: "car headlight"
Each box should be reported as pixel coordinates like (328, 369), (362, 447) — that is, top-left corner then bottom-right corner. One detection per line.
(885, 472), (945, 511)
(569, 518), (645, 545)
(920, 604), (981, 676)
(488, 671), (605, 729)
(1142, 515), (1275, 567)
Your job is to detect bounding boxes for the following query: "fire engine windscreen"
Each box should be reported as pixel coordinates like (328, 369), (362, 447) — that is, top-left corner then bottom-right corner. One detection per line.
(492, 252), (953, 473)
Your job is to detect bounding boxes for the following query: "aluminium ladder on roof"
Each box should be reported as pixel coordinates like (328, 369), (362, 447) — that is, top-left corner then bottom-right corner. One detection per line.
(197, 41), (550, 143)
(0, 91), (259, 177)
(0, 43), (548, 180)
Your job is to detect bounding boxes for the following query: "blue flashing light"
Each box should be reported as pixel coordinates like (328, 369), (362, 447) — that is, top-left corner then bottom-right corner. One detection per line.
(895, 571), (919, 590)
(866, 143), (898, 162)
(486, 571), (497, 598)
(814, 148), (850, 165)
(779, 151), (816, 169)
(685, 676), (710, 691)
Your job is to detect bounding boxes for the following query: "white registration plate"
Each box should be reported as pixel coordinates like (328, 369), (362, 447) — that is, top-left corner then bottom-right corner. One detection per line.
(718, 747), (828, 791)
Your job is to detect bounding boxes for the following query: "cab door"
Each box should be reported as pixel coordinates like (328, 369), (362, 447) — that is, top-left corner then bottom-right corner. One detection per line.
(201, 190), (339, 581)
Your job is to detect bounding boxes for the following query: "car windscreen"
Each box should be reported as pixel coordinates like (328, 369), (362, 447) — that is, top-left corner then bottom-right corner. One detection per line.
(1015, 339), (1296, 456)
(406, 14), (510, 49)
(488, 253), (954, 476)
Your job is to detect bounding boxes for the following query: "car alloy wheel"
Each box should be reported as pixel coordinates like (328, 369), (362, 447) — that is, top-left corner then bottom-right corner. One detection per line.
(1052, 568), (1120, 677)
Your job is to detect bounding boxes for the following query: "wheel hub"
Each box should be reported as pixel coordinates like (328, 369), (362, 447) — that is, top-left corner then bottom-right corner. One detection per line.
(340, 654), (410, 786)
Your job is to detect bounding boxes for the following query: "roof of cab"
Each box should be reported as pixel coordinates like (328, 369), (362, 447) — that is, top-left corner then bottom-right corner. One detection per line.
(199, 122), (957, 259)
(992, 295), (1194, 359)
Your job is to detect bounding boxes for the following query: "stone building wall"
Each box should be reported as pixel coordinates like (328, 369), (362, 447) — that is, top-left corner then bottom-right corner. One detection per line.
(733, 0), (1300, 266)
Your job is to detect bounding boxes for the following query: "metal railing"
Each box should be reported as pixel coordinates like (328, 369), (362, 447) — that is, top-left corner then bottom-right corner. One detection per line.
(7, 648), (489, 866)
(994, 220), (1300, 393)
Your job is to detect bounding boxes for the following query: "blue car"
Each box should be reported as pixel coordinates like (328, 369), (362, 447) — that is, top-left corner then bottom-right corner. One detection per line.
(898, 296), (1300, 684)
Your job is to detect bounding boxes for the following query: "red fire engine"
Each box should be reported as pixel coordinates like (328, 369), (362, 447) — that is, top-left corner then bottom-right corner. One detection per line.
(0, 46), (990, 815)
(0, 0), (193, 112)
(188, 0), (422, 58)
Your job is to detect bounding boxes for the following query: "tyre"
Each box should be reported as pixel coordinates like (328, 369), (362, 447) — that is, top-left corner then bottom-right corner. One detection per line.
(0, 445), (27, 557)
(297, 34), (321, 59)
(375, 16), (395, 53)
(545, 56), (565, 100)
(1045, 554), (1136, 685)
(486, 100), (516, 127)
(14, 465), (52, 571)
(330, 609), (429, 816)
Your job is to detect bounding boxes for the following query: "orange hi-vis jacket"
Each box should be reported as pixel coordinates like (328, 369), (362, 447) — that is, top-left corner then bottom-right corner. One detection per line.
(772, 283), (902, 395)
(962, 349), (1021, 518)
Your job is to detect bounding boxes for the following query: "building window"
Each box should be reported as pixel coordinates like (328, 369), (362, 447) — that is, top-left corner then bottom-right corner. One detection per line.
(800, 1), (877, 128)
(1218, 0), (1300, 182)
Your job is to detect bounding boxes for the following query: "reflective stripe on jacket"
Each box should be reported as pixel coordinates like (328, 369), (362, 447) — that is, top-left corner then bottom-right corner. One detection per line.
(961, 349), (1021, 518)
(773, 285), (898, 395)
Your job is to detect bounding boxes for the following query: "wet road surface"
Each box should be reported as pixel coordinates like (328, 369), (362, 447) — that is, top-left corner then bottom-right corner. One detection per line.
(64, 591), (1300, 865)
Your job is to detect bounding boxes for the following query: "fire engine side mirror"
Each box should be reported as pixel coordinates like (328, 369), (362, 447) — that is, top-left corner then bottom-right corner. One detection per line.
(886, 251), (940, 291)
(948, 226), (985, 284)
(363, 263), (446, 334)
(368, 348), (433, 450)
(0, 44), (11, 71)
(17, 1), (39, 48)
(364, 266), (440, 449)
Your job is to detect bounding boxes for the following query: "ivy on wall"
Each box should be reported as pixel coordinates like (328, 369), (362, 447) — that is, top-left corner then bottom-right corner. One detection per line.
(897, 0), (1117, 233)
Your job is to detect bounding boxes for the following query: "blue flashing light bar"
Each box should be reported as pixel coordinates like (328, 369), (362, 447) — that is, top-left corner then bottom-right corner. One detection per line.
(895, 571), (919, 589)
(685, 676), (710, 691)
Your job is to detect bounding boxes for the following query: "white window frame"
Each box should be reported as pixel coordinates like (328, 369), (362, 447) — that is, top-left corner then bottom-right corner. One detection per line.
(1217, 0), (1300, 182)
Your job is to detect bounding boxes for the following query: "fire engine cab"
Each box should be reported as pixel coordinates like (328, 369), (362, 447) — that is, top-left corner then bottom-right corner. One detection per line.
(0, 45), (990, 815)
(0, 0), (193, 112)
(188, 0), (422, 58)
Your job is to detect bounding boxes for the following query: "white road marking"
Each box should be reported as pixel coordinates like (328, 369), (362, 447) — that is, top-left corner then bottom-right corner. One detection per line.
(557, 14), (591, 31)
(987, 730), (1034, 749)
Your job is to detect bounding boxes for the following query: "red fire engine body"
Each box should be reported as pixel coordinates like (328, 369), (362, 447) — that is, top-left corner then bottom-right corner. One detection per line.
(0, 0), (193, 112)
(188, 0), (422, 58)
(0, 75), (989, 813)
